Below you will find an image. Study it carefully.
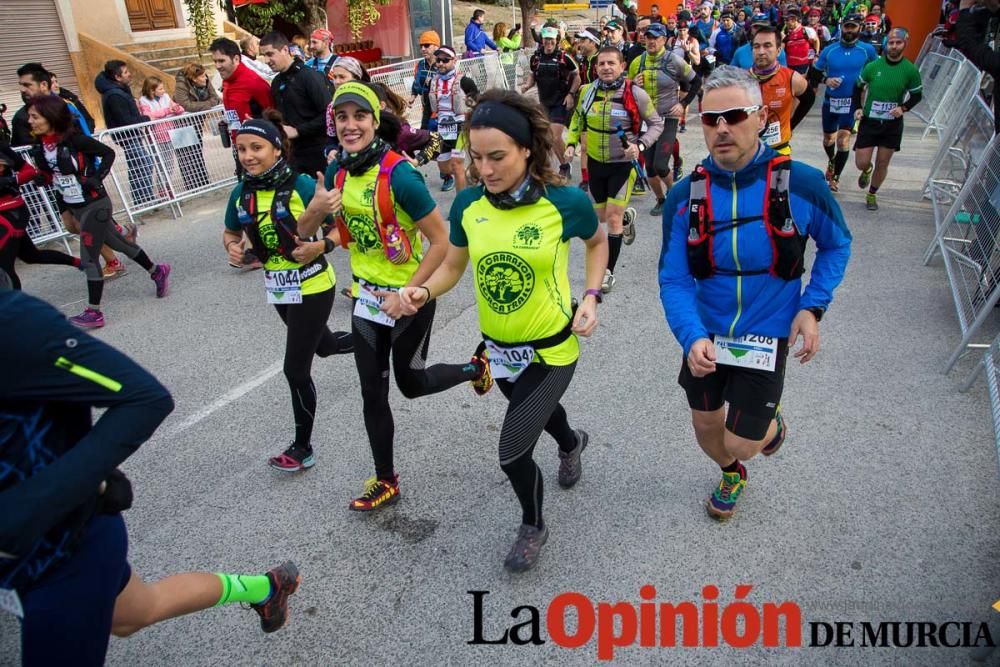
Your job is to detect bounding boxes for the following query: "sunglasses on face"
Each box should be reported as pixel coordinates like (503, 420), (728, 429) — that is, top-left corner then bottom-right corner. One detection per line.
(420, 43), (435, 48)
(436, 57), (453, 63)
(699, 105), (761, 126)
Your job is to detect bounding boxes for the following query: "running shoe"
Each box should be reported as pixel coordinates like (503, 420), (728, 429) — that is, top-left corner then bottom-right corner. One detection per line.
(828, 176), (839, 193)
(470, 341), (494, 396)
(558, 429), (589, 489)
(858, 165), (873, 189)
(601, 269), (616, 294)
(622, 207), (637, 245)
(579, 179), (589, 193)
(706, 467), (746, 520)
(350, 475), (401, 511)
(824, 160), (835, 182)
(249, 561), (301, 633)
(504, 523), (549, 573)
(632, 180), (647, 196)
(650, 198), (665, 217)
(103, 258), (126, 279)
(673, 156), (684, 182)
(151, 263), (171, 298)
(69, 307), (105, 329)
(268, 443), (315, 472)
(866, 193), (878, 211)
(441, 176), (455, 192)
(762, 409), (786, 457)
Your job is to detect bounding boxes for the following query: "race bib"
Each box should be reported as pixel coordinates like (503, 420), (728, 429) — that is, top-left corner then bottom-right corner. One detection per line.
(224, 109), (242, 130)
(870, 101), (898, 120)
(762, 121), (782, 146)
(610, 109), (630, 119)
(55, 174), (82, 200)
(264, 269), (302, 304)
(0, 588), (23, 618)
(438, 115), (458, 140)
(704, 53), (717, 65)
(829, 96), (852, 114)
(484, 339), (536, 381)
(714, 334), (778, 372)
(353, 280), (396, 327)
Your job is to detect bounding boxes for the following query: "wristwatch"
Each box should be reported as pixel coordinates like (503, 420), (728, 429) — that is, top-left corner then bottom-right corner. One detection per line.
(584, 288), (603, 304)
(636, 141), (646, 152)
(805, 306), (824, 322)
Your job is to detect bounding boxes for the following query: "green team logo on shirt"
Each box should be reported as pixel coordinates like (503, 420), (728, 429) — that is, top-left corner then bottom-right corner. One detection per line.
(258, 219), (279, 251)
(362, 182), (375, 206)
(477, 252), (535, 314)
(512, 223), (542, 249)
(346, 213), (381, 252)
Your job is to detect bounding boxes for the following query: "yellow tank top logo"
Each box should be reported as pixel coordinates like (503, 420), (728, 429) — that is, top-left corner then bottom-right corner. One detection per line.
(513, 223), (543, 250)
(477, 252), (535, 314)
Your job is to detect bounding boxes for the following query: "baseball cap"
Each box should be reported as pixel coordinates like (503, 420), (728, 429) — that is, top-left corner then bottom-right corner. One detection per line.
(575, 27), (601, 44)
(540, 26), (560, 39)
(434, 45), (457, 60)
(751, 12), (771, 25)
(842, 13), (864, 25)
(720, 10), (734, 19)
(785, 7), (801, 18)
(645, 22), (668, 37)
(332, 81), (381, 123)
(605, 18), (623, 30)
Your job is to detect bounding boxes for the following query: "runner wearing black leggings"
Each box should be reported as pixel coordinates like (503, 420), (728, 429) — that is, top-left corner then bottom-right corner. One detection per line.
(400, 89), (608, 572)
(309, 82), (491, 511)
(26, 95), (170, 328)
(222, 115), (352, 472)
(0, 142), (80, 288)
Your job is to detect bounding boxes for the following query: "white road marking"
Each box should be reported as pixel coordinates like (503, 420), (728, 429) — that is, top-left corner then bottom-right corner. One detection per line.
(154, 361), (283, 440)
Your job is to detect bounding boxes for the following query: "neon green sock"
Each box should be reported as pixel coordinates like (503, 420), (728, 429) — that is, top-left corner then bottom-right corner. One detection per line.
(214, 573), (271, 607)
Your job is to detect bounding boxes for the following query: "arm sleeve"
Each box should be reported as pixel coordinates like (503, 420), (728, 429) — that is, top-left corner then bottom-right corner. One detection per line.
(955, 9), (1000, 76)
(634, 86), (664, 146)
(658, 181), (709, 357)
(448, 186), (484, 247)
(0, 292), (174, 555)
(792, 163), (852, 311)
(551, 187), (599, 241)
(390, 163), (437, 221)
(680, 74), (702, 108)
(223, 185), (243, 232)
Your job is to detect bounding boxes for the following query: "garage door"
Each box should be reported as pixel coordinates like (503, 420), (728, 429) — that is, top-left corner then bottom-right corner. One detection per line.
(0, 1), (80, 128)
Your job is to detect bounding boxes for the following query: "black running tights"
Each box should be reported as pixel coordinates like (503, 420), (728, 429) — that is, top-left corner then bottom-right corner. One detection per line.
(274, 287), (351, 447)
(0, 204), (77, 289)
(496, 362), (578, 529)
(352, 298), (478, 480)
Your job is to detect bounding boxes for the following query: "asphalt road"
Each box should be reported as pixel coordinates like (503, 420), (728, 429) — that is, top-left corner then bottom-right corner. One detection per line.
(2, 109), (999, 666)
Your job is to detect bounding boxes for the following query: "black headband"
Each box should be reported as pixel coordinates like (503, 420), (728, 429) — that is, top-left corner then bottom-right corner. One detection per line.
(237, 120), (283, 149)
(469, 101), (533, 149)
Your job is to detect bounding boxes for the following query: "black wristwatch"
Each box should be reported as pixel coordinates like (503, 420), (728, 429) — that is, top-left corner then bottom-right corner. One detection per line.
(806, 306), (825, 322)
(323, 237), (335, 254)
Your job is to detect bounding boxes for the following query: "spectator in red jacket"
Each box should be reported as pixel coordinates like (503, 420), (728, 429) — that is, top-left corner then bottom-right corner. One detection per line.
(210, 37), (274, 135)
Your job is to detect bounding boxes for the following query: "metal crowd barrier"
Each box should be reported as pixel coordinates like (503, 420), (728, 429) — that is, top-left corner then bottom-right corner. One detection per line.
(914, 30), (948, 67)
(94, 106), (237, 225)
(914, 52), (967, 127)
(925, 133), (1000, 374)
(370, 52), (512, 127)
(12, 147), (72, 252)
(924, 96), (996, 265)
(921, 58), (984, 140)
(981, 338), (1000, 455)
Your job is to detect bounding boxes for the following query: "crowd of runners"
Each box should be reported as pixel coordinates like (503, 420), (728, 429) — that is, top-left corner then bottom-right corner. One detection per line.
(1, 0), (938, 662)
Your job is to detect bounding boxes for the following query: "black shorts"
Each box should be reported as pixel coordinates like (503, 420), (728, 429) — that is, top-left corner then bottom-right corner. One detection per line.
(588, 158), (636, 206)
(854, 117), (903, 152)
(546, 103), (570, 126)
(678, 337), (789, 440)
(643, 118), (679, 179)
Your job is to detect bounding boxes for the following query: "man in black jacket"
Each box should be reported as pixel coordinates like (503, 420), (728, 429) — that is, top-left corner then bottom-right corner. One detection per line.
(95, 60), (155, 205)
(12, 63), (92, 146)
(259, 31), (331, 175)
(52, 73), (96, 133)
(0, 286), (301, 665)
(956, 0), (1000, 133)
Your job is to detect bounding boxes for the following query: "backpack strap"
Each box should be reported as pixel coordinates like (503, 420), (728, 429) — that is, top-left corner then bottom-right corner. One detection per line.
(373, 151), (414, 265)
(762, 156), (806, 280)
(333, 167), (352, 249)
(621, 80), (643, 137)
(686, 165), (715, 280)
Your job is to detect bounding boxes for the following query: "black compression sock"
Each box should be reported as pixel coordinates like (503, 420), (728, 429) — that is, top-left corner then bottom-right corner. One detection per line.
(823, 143), (836, 160)
(869, 185), (880, 195)
(834, 149), (850, 177)
(133, 250), (155, 272)
(87, 279), (104, 307)
(721, 460), (747, 479)
(608, 234), (623, 273)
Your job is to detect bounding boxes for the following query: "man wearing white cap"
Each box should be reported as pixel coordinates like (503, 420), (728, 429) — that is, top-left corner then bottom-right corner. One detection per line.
(429, 45), (468, 192)
(523, 25), (580, 179)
